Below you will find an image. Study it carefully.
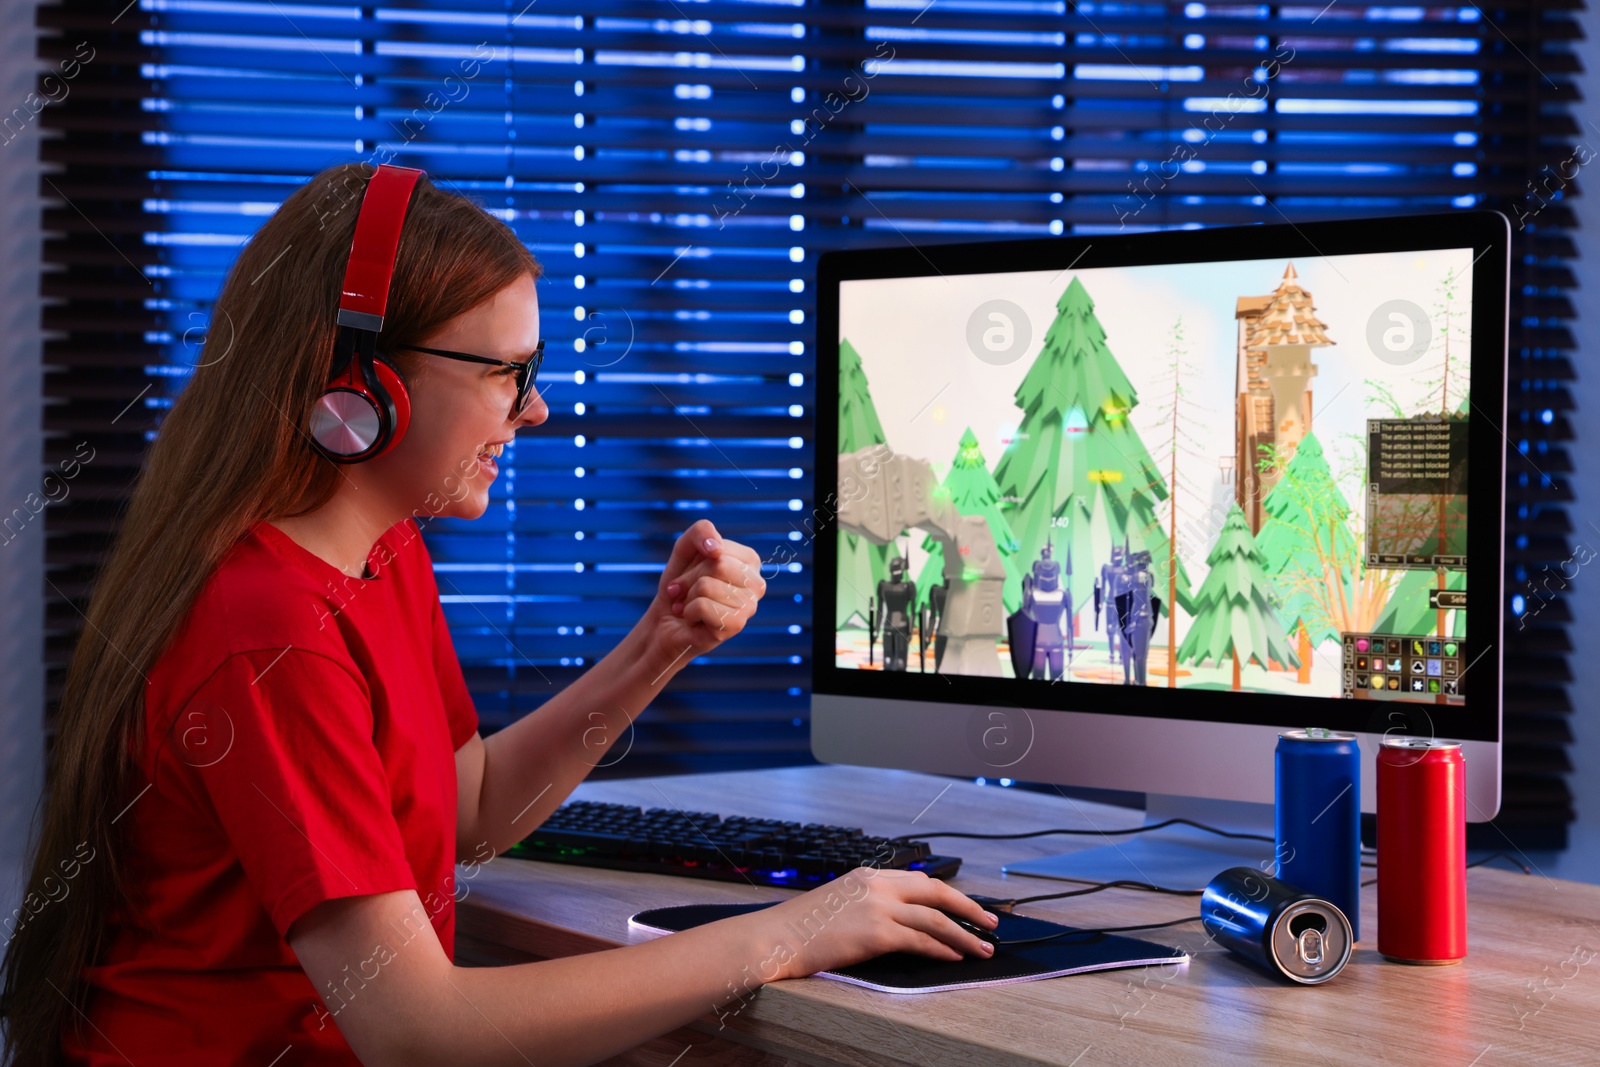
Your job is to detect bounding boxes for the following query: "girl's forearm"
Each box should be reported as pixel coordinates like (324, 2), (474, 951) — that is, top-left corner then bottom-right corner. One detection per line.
(292, 889), (785, 1067)
(428, 909), (780, 1067)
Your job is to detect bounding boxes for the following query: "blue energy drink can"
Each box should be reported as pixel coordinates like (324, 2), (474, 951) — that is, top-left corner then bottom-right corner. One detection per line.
(1275, 728), (1362, 942)
(1201, 867), (1353, 984)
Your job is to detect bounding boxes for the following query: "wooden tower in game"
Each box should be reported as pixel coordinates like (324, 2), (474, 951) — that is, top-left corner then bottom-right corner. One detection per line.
(1233, 262), (1336, 531)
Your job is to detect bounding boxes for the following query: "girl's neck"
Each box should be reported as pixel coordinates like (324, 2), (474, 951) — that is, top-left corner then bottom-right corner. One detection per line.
(267, 502), (394, 580)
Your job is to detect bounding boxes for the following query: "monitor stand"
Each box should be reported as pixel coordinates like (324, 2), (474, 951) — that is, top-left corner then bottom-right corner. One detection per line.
(1001, 793), (1278, 891)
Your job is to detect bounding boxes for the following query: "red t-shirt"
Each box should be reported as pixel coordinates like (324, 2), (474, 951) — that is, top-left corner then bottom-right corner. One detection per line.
(64, 517), (481, 1064)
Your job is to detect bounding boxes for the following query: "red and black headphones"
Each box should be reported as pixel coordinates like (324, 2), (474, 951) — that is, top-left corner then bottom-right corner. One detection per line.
(308, 163), (425, 464)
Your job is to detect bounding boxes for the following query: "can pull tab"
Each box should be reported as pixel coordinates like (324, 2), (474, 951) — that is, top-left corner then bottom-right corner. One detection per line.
(1297, 929), (1325, 966)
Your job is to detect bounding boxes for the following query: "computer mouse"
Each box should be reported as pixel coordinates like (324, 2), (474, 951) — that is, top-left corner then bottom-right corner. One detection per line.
(941, 910), (1000, 949)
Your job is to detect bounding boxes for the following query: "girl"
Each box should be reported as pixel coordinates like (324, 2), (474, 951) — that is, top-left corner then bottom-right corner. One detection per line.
(0, 162), (998, 1066)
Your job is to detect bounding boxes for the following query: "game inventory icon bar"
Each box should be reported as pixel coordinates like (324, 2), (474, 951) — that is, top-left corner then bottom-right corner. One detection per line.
(1339, 632), (1465, 701)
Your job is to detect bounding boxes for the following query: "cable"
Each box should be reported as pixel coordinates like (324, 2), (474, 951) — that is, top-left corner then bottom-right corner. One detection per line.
(1360, 850), (1532, 888)
(891, 817), (1274, 846)
(972, 857), (1536, 953)
(983, 878), (1204, 912)
(1466, 851), (1533, 874)
(993, 914), (1204, 947)
(966, 876), (1205, 950)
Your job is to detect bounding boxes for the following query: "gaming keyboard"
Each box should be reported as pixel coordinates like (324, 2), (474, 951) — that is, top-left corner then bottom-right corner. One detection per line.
(506, 799), (962, 888)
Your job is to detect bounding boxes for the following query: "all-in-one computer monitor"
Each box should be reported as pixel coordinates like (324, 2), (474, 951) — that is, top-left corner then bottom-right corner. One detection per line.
(810, 211), (1509, 887)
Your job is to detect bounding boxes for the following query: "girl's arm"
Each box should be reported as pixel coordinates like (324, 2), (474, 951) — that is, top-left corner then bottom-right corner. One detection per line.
(456, 519), (767, 858)
(289, 870), (999, 1067)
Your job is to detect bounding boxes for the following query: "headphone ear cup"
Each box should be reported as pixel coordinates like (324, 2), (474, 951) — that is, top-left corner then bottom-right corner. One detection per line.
(309, 373), (384, 462)
(368, 352), (411, 458)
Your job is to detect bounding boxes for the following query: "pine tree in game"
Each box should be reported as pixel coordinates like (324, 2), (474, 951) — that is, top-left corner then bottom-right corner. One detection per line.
(1178, 503), (1299, 691)
(1254, 432), (1358, 683)
(916, 428), (1024, 614)
(1417, 264), (1471, 417)
(992, 277), (1193, 624)
(836, 338), (893, 629)
(1149, 315), (1207, 685)
(1374, 567), (1466, 637)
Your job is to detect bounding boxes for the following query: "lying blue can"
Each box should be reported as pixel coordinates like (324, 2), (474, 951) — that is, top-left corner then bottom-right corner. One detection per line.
(1275, 728), (1361, 942)
(1201, 867), (1353, 984)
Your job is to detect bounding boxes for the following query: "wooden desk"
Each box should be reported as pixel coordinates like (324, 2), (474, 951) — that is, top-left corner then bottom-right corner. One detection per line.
(456, 765), (1599, 1067)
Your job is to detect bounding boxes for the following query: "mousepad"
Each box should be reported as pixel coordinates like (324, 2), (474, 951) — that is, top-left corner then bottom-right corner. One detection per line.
(628, 900), (1190, 994)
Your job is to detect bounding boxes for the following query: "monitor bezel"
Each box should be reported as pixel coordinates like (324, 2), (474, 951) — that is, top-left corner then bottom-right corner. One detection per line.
(811, 209), (1509, 745)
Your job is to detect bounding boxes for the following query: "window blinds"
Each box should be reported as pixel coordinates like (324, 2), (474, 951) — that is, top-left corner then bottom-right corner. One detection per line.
(35, 0), (1578, 844)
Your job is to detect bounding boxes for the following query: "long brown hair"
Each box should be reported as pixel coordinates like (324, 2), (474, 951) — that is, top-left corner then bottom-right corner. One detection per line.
(1, 162), (541, 1063)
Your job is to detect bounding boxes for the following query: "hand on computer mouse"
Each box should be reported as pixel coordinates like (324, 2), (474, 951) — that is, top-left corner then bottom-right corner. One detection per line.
(747, 868), (1000, 980)
(940, 910), (1001, 950)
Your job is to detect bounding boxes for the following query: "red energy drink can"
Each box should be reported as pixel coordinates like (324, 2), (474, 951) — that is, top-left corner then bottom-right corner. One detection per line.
(1377, 737), (1466, 964)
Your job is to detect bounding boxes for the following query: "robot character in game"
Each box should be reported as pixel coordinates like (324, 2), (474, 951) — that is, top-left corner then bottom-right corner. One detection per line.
(874, 555), (916, 672)
(920, 582), (948, 672)
(1094, 544), (1129, 666)
(1111, 549), (1162, 686)
(1007, 541), (1074, 681)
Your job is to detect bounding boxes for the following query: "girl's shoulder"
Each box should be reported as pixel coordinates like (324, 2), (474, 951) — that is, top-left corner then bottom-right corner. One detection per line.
(143, 523), (361, 733)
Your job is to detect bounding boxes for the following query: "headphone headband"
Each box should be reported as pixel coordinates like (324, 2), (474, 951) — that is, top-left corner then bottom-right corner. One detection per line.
(309, 163), (425, 464)
(336, 164), (424, 332)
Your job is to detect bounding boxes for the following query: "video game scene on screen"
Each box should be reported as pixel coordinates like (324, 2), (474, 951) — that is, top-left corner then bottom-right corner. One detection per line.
(834, 249), (1470, 704)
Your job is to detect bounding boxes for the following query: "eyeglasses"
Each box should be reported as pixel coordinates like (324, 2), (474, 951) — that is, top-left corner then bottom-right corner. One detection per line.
(396, 340), (545, 417)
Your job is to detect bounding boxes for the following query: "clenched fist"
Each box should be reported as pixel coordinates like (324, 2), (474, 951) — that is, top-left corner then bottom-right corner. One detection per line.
(641, 519), (767, 673)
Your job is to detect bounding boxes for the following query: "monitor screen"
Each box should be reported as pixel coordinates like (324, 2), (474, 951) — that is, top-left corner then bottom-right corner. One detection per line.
(814, 213), (1506, 743)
